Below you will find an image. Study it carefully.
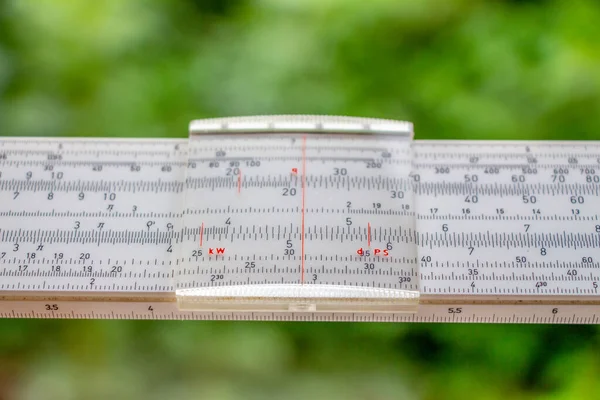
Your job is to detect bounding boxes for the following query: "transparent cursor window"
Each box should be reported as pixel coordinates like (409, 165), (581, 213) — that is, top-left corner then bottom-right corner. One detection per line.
(175, 115), (419, 313)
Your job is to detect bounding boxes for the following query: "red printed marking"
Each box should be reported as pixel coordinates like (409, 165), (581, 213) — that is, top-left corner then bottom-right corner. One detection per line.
(199, 223), (204, 247)
(237, 170), (242, 193)
(368, 223), (371, 247)
(301, 135), (307, 284)
(356, 248), (390, 256)
(209, 247), (226, 255)
(291, 167), (298, 174)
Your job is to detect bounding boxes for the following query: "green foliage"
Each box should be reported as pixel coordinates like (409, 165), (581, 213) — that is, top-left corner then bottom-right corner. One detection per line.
(2, 0), (600, 139)
(1, 0), (600, 399)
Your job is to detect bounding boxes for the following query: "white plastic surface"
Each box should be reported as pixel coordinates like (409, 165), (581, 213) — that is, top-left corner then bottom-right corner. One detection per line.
(0, 131), (598, 321)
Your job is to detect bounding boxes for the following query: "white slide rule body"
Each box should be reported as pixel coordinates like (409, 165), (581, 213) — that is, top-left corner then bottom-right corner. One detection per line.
(0, 115), (599, 323)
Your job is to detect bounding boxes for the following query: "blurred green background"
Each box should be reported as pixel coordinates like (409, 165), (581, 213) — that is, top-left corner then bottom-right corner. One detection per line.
(1, 0), (600, 399)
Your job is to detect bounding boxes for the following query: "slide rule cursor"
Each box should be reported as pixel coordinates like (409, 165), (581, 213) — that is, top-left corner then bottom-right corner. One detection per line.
(176, 116), (420, 313)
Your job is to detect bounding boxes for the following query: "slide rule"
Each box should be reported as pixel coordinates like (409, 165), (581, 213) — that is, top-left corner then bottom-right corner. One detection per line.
(0, 115), (599, 323)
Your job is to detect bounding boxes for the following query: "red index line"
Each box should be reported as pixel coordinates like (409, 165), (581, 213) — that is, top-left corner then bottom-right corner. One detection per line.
(368, 223), (371, 247)
(301, 135), (307, 284)
(237, 170), (242, 194)
(199, 223), (204, 247)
